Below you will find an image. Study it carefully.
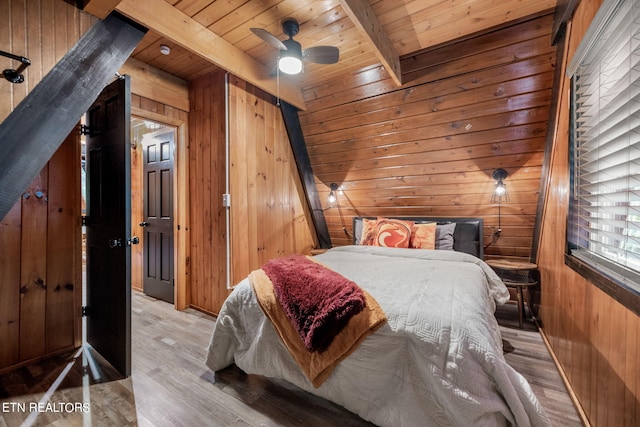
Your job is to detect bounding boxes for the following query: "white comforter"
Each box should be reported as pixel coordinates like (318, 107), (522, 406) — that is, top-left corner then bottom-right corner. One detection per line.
(205, 246), (550, 427)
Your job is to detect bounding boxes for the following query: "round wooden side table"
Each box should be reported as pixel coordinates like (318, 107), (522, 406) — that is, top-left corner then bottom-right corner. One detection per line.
(485, 258), (539, 328)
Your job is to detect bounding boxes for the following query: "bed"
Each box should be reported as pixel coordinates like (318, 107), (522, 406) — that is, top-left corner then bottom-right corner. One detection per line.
(205, 217), (550, 426)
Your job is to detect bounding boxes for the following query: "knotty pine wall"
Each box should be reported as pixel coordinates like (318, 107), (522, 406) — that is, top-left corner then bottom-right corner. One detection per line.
(188, 71), (315, 315)
(300, 12), (557, 260)
(188, 70), (227, 315)
(538, 0), (640, 425)
(0, 0), (94, 371)
(228, 77), (315, 283)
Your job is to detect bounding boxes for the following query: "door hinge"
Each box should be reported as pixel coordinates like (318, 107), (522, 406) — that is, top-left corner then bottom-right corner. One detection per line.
(80, 124), (91, 136)
(82, 306), (90, 317)
(81, 216), (87, 226)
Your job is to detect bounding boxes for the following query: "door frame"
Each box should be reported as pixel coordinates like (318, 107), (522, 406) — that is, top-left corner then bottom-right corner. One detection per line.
(131, 107), (189, 310)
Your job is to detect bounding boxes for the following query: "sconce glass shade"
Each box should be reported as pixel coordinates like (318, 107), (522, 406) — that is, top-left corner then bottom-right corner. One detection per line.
(328, 183), (339, 204)
(279, 38), (303, 75)
(491, 168), (509, 202)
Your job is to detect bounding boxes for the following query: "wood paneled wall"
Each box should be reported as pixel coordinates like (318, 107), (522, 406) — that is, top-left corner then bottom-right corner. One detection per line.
(188, 70), (227, 315)
(538, 0), (640, 425)
(300, 12), (557, 259)
(188, 71), (315, 315)
(0, 133), (81, 371)
(0, 0), (93, 371)
(228, 77), (315, 283)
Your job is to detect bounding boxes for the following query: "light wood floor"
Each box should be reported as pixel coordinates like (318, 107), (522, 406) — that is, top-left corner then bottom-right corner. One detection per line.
(0, 292), (582, 426)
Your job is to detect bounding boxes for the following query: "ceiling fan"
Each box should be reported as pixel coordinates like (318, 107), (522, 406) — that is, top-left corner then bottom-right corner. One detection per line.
(250, 19), (339, 75)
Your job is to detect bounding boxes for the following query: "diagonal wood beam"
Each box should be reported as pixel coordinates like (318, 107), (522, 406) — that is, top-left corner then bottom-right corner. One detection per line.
(280, 102), (331, 249)
(338, 0), (402, 86)
(115, 0), (306, 110)
(0, 12), (146, 222)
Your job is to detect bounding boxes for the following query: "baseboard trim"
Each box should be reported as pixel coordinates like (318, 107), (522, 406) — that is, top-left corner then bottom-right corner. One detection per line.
(0, 345), (77, 375)
(537, 322), (591, 427)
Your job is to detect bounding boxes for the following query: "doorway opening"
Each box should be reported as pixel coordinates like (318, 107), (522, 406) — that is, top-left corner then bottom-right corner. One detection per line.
(81, 115), (181, 309)
(131, 118), (176, 304)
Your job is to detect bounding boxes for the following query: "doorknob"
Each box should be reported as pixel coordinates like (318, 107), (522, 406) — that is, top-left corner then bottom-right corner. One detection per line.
(128, 236), (140, 245)
(139, 222), (149, 227)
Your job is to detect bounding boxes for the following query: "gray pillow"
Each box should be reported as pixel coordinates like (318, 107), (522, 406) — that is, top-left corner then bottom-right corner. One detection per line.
(435, 223), (456, 250)
(354, 219), (363, 245)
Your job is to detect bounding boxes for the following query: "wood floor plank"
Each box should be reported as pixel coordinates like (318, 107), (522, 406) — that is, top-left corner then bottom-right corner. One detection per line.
(0, 292), (582, 426)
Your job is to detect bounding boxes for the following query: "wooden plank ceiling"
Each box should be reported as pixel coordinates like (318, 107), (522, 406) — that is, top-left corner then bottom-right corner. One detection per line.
(85, 0), (557, 109)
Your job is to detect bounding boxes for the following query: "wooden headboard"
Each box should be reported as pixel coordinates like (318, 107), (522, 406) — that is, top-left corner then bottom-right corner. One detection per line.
(352, 217), (484, 259)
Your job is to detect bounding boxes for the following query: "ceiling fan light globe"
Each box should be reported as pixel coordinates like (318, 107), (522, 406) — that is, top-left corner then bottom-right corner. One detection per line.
(279, 56), (303, 74)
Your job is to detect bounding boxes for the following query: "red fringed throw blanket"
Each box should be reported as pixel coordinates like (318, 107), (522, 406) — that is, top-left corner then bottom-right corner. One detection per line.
(262, 254), (365, 352)
(250, 254), (387, 387)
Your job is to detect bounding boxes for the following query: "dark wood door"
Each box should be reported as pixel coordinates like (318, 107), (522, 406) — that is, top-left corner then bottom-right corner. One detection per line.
(85, 76), (133, 378)
(142, 130), (174, 303)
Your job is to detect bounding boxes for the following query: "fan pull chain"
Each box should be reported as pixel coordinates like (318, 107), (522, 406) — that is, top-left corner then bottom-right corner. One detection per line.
(276, 60), (281, 107)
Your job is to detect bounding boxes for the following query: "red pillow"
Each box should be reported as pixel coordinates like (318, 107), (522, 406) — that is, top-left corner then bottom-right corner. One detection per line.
(374, 218), (414, 248)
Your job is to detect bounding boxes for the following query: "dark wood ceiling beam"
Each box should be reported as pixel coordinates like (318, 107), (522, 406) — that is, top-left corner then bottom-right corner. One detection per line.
(338, 0), (402, 86)
(0, 12), (146, 221)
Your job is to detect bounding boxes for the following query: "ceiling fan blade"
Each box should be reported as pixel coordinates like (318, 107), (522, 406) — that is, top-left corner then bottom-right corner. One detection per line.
(303, 46), (339, 64)
(250, 28), (287, 51)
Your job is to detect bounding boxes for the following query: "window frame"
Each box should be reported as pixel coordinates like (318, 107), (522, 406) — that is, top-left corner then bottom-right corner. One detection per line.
(565, 0), (640, 316)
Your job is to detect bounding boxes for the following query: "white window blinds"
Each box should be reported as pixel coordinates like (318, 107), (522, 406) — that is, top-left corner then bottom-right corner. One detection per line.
(569, 0), (640, 291)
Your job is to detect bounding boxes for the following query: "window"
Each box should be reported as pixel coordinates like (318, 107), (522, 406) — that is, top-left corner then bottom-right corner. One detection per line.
(567, 0), (640, 295)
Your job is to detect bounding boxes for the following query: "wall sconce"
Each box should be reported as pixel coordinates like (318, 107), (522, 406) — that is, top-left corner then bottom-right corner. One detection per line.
(327, 183), (351, 237)
(328, 183), (340, 205)
(491, 168), (509, 202)
(491, 168), (509, 234)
